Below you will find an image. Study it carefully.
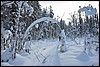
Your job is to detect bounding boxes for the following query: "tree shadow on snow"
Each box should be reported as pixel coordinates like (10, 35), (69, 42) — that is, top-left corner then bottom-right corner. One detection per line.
(76, 51), (90, 62)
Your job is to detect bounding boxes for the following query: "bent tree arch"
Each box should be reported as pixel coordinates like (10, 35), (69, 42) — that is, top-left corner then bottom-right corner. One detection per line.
(22, 17), (61, 46)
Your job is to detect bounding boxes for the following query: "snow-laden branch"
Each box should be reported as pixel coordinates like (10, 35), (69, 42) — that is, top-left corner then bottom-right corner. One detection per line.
(1, 1), (14, 6)
(78, 4), (97, 16)
(22, 17), (61, 46)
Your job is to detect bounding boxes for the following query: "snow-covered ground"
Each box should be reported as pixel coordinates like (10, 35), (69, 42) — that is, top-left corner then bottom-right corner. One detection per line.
(1, 38), (99, 66)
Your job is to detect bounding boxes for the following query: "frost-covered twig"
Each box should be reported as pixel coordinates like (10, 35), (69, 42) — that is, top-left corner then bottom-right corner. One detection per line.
(42, 55), (50, 63)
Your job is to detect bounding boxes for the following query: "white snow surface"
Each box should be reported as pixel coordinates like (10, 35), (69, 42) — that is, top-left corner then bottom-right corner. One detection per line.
(1, 49), (12, 62)
(1, 37), (99, 66)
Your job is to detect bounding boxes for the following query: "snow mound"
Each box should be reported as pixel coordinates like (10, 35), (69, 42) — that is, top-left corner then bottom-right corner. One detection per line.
(76, 51), (90, 61)
(1, 62), (12, 66)
(1, 49), (12, 62)
(18, 50), (29, 56)
(8, 54), (24, 65)
(8, 53), (33, 66)
(88, 50), (94, 56)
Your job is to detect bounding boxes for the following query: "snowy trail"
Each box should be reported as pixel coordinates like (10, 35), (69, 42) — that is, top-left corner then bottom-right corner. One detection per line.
(30, 40), (61, 66)
(7, 53), (34, 66)
(41, 44), (61, 66)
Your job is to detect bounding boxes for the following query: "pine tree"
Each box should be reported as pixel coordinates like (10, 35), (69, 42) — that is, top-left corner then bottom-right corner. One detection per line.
(59, 19), (67, 30)
(32, 1), (42, 19)
(78, 9), (83, 37)
(42, 8), (48, 17)
(49, 5), (54, 18)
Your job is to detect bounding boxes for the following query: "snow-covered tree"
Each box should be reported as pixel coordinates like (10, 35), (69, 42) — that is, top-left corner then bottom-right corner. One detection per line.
(78, 6), (83, 37)
(1, 1), (44, 61)
(49, 5), (54, 18)
(59, 30), (67, 52)
(42, 8), (48, 17)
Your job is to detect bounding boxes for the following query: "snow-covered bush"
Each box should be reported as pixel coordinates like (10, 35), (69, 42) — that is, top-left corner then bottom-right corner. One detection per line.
(59, 30), (67, 52)
(84, 34), (99, 54)
(24, 41), (31, 54)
